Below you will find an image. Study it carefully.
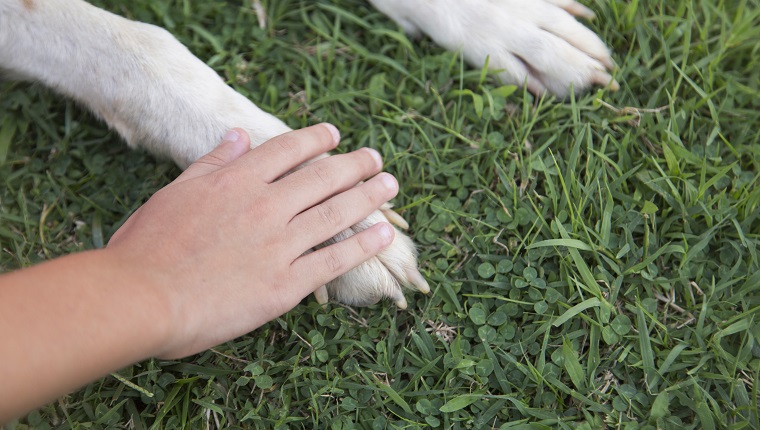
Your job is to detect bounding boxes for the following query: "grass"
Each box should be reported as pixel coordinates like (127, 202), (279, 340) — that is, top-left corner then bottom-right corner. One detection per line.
(1, 0), (759, 428)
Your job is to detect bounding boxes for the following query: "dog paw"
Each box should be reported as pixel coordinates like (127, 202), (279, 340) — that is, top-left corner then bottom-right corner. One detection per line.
(371, 0), (618, 97)
(314, 204), (429, 309)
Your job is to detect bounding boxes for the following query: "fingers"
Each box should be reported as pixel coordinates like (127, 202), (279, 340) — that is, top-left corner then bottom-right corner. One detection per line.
(245, 123), (341, 183)
(291, 222), (396, 291)
(275, 147), (384, 214)
(289, 172), (399, 251)
(175, 129), (252, 183)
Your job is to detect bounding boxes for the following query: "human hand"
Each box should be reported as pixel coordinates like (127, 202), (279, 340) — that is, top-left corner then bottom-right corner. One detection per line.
(107, 124), (398, 359)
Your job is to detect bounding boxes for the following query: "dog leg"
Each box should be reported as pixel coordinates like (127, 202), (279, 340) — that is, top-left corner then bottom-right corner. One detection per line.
(0, 0), (427, 308)
(369, 0), (618, 97)
(0, 0), (291, 167)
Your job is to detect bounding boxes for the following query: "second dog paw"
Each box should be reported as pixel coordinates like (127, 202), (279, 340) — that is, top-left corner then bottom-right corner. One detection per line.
(315, 204), (428, 309)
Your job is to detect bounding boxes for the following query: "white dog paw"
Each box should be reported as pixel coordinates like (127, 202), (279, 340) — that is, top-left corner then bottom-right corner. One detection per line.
(371, 0), (618, 97)
(315, 204), (429, 309)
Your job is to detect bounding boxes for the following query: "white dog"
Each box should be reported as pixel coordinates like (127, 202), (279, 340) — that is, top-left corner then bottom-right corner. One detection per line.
(0, 0), (616, 308)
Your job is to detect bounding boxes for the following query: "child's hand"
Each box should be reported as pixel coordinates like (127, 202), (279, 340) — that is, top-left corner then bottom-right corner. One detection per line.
(107, 124), (398, 358)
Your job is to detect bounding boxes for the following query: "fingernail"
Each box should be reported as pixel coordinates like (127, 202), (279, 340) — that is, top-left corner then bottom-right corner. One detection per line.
(378, 223), (394, 243)
(323, 123), (340, 144)
(365, 148), (383, 169)
(223, 129), (241, 143)
(379, 172), (398, 191)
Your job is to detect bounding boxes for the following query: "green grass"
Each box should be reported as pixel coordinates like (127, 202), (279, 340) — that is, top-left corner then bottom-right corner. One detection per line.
(2, 0), (759, 428)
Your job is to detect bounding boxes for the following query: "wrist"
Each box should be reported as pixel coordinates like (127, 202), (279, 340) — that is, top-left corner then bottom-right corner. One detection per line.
(94, 247), (176, 359)
(0, 248), (175, 420)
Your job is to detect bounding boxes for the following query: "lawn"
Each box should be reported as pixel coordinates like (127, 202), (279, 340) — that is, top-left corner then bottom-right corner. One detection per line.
(1, 0), (759, 428)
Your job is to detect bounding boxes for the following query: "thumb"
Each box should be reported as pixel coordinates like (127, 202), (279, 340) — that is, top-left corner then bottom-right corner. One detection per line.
(175, 129), (251, 183)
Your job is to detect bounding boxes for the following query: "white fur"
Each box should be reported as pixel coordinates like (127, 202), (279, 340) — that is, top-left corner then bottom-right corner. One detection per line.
(0, 0), (290, 167)
(370, 0), (617, 96)
(0, 0), (614, 307)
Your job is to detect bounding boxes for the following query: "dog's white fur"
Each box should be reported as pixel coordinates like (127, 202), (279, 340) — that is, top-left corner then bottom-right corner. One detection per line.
(370, 0), (617, 96)
(0, 0), (614, 307)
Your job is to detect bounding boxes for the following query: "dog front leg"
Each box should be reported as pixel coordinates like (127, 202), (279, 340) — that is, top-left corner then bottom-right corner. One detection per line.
(0, 0), (290, 167)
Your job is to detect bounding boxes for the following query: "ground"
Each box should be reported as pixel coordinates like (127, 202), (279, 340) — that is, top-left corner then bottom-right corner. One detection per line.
(0, 0), (758, 428)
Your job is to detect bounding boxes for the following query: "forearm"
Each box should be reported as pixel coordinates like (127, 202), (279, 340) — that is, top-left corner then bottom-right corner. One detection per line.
(0, 249), (170, 422)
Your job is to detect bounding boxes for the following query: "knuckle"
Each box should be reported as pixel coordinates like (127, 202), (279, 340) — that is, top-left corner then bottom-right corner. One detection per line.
(198, 151), (227, 168)
(275, 135), (300, 158)
(359, 183), (380, 207)
(356, 233), (374, 256)
(353, 181), (385, 214)
(310, 162), (334, 187)
(317, 202), (343, 227)
(323, 248), (344, 274)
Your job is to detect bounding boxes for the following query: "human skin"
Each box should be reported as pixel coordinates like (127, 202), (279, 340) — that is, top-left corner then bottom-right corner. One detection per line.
(0, 124), (398, 422)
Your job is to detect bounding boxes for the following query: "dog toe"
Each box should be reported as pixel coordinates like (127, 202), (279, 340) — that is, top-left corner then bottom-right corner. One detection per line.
(319, 208), (426, 308)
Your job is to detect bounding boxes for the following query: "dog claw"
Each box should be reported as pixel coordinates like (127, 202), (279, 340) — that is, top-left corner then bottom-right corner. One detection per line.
(563, 1), (596, 20)
(406, 268), (430, 294)
(592, 68), (619, 91)
(380, 206), (409, 230)
(546, 0), (596, 19)
(391, 290), (409, 309)
(314, 285), (329, 307)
